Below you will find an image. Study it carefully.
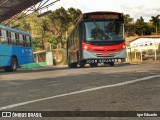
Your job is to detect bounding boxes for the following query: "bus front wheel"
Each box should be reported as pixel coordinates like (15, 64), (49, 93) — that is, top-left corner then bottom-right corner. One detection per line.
(109, 62), (114, 67)
(90, 63), (98, 67)
(5, 57), (18, 72)
(79, 61), (85, 68)
(68, 62), (77, 68)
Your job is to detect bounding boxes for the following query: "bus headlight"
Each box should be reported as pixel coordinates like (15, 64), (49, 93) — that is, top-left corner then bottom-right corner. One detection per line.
(84, 45), (88, 49)
(84, 45), (91, 51)
(122, 45), (126, 49)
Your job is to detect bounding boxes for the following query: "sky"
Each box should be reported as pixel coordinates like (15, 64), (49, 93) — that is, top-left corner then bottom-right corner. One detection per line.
(46, 0), (160, 22)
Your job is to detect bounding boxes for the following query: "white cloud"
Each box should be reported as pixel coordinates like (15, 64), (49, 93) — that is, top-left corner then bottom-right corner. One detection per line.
(47, 0), (160, 21)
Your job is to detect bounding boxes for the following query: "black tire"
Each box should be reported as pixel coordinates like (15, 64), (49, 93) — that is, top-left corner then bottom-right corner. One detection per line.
(68, 63), (71, 68)
(5, 57), (17, 72)
(68, 62), (77, 68)
(80, 64), (85, 68)
(90, 63), (98, 67)
(68, 55), (77, 68)
(68, 57), (71, 68)
(79, 61), (85, 68)
(109, 62), (114, 67)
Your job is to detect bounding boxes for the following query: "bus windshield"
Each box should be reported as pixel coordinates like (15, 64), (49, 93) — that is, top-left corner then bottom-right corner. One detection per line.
(84, 20), (124, 42)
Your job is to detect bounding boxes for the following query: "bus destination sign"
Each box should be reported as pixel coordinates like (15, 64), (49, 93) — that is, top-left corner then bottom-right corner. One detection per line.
(86, 14), (120, 19)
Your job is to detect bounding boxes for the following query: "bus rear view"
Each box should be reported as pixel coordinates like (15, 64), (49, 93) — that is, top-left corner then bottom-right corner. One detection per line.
(67, 11), (126, 68)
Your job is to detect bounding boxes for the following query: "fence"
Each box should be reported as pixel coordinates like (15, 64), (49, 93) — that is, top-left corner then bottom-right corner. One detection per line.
(126, 45), (160, 62)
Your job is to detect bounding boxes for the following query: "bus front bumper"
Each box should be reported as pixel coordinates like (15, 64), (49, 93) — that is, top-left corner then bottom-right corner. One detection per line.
(82, 58), (125, 64)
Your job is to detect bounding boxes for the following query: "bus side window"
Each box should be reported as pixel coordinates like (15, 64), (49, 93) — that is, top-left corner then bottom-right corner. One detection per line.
(68, 36), (70, 46)
(23, 35), (26, 47)
(15, 33), (19, 46)
(70, 35), (73, 47)
(81, 23), (85, 40)
(75, 27), (79, 47)
(29, 36), (32, 47)
(19, 34), (23, 46)
(6, 31), (11, 44)
(68, 40), (70, 48)
(11, 32), (16, 45)
(71, 33), (74, 46)
(26, 36), (31, 47)
(1, 29), (7, 44)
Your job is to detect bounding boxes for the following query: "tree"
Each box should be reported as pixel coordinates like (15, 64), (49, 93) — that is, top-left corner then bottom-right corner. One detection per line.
(48, 7), (70, 48)
(150, 15), (160, 35)
(40, 19), (49, 50)
(10, 8), (82, 51)
(48, 7), (82, 48)
(47, 36), (61, 49)
(68, 7), (82, 25)
(135, 16), (151, 35)
(32, 37), (42, 51)
(124, 14), (134, 36)
(124, 14), (133, 26)
(20, 19), (31, 33)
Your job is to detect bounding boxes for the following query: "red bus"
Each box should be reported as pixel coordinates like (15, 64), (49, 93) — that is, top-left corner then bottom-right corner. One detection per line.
(67, 11), (126, 68)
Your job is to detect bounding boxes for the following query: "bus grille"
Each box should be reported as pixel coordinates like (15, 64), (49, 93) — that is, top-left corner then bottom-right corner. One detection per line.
(96, 53), (115, 57)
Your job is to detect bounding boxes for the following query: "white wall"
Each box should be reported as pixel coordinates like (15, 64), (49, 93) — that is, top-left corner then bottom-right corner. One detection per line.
(130, 38), (160, 47)
(129, 38), (160, 52)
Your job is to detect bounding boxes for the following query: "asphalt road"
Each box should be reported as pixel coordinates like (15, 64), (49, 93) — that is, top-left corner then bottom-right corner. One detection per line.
(0, 63), (160, 120)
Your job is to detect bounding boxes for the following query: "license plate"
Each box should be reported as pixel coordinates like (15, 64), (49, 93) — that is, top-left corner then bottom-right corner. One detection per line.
(86, 59), (122, 64)
(87, 59), (121, 64)
(99, 59), (116, 63)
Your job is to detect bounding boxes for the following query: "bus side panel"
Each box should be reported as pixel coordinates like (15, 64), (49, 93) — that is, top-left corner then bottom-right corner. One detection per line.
(3, 45), (12, 66)
(1, 44), (26, 67)
(79, 22), (84, 60)
(68, 26), (80, 64)
(12, 46), (34, 65)
(68, 46), (77, 63)
(0, 44), (4, 66)
(2, 45), (34, 67)
(13, 46), (25, 65)
(23, 47), (34, 64)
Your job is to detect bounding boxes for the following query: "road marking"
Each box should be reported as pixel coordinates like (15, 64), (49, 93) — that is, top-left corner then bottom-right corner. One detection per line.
(0, 74), (160, 110)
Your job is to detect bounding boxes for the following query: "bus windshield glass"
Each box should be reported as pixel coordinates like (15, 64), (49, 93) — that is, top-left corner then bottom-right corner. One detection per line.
(84, 20), (124, 42)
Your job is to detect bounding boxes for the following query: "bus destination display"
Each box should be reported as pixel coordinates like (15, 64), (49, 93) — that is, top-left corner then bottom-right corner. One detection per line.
(83, 14), (122, 19)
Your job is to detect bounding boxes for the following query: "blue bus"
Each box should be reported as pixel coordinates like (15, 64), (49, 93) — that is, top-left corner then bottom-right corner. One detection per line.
(0, 24), (34, 72)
